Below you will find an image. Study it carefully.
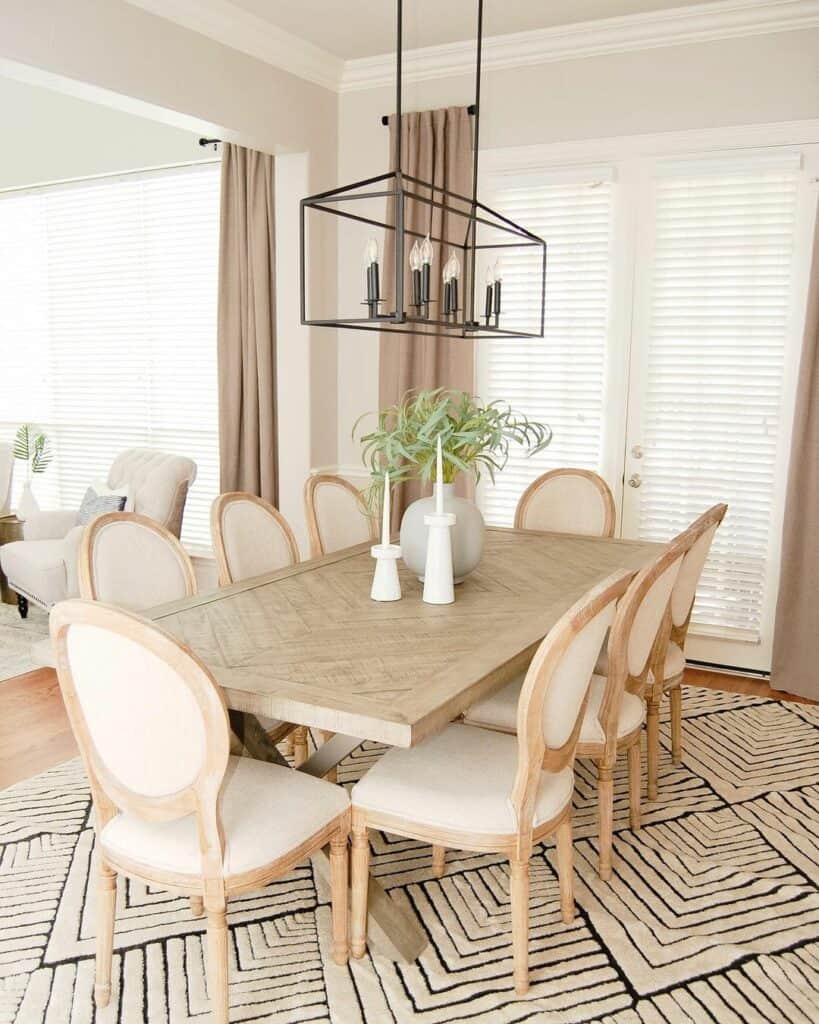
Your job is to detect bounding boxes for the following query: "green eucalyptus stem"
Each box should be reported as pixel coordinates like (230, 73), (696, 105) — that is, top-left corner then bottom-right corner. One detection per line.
(354, 389), (552, 513)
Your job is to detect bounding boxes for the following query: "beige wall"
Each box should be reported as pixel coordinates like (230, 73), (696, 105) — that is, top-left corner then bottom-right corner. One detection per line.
(0, 0), (339, 546)
(336, 28), (819, 470)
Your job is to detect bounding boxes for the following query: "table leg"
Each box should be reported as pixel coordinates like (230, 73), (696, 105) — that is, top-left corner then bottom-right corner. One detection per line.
(229, 712), (429, 963)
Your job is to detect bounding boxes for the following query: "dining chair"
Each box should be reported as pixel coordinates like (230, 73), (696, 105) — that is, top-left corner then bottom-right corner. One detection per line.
(78, 511), (197, 609)
(464, 538), (685, 879)
(304, 473), (377, 559)
(349, 569), (631, 996)
(50, 599), (350, 1024)
(210, 492), (308, 764)
(514, 468), (616, 537)
(645, 503), (727, 797)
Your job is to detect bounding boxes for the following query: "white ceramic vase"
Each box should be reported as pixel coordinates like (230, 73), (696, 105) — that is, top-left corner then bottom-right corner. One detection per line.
(400, 482), (485, 583)
(17, 481), (40, 521)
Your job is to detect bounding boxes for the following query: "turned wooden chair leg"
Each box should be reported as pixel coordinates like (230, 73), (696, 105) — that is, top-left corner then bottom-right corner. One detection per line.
(94, 860), (117, 1008)
(431, 844), (446, 878)
(190, 895), (204, 916)
(628, 741), (642, 831)
(206, 905), (229, 1024)
(670, 686), (683, 766)
(510, 858), (530, 996)
(555, 816), (575, 924)
(350, 822), (370, 959)
(292, 726), (308, 767)
(645, 697), (660, 801)
(329, 828), (349, 966)
(597, 762), (614, 881)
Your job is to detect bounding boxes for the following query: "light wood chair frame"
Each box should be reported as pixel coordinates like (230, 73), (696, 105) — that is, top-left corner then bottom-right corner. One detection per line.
(645, 503), (728, 798)
(78, 511), (198, 603)
(50, 600), (350, 1024)
(210, 492), (309, 765)
(210, 491), (300, 587)
(514, 468), (617, 537)
(303, 473), (378, 560)
(350, 570), (632, 996)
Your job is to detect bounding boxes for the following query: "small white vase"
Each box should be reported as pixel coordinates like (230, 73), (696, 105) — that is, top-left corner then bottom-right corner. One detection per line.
(17, 481), (40, 521)
(400, 483), (485, 583)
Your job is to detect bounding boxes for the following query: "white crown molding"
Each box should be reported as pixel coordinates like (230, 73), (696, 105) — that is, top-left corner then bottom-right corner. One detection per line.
(340, 0), (819, 92)
(125, 0), (344, 92)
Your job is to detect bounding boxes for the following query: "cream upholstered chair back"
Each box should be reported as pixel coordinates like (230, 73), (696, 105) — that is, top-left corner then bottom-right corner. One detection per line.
(509, 570), (631, 840)
(107, 449), (197, 538)
(78, 512), (197, 610)
(514, 469), (616, 537)
(50, 600), (230, 843)
(304, 473), (377, 558)
(211, 492), (300, 586)
(669, 504), (728, 633)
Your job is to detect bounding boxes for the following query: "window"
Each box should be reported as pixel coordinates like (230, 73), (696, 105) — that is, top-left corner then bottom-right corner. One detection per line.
(477, 169), (615, 525)
(477, 141), (815, 670)
(0, 162), (221, 550)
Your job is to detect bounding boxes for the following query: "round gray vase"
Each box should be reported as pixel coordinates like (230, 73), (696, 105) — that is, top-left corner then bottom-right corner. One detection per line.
(399, 482), (485, 582)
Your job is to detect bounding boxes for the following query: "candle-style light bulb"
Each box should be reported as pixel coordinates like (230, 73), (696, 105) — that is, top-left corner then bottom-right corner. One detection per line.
(449, 251), (460, 316)
(484, 264), (494, 321)
(421, 234), (433, 265)
(492, 255), (503, 317)
(450, 251), (461, 280)
(365, 238), (379, 266)
(409, 240), (422, 272)
(485, 265), (495, 286)
(381, 470), (390, 546)
(436, 435), (444, 514)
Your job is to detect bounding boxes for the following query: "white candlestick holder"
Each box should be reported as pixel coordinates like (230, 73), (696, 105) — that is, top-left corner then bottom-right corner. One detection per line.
(422, 512), (456, 605)
(370, 543), (402, 602)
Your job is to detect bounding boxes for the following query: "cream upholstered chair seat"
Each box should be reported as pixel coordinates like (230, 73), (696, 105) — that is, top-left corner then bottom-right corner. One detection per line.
(102, 756), (348, 878)
(595, 638), (685, 679)
(352, 724), (575, 836)
(463, 674), (645, 744)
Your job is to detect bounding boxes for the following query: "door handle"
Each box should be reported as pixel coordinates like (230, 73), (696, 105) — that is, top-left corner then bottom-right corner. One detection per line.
(631, 444), (644, 459)
(628, 473), (642, 488)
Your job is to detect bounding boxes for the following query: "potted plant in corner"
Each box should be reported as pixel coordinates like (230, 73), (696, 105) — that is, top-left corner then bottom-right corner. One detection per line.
(13, 423), (53, 521)
(357, 389), (551, 581)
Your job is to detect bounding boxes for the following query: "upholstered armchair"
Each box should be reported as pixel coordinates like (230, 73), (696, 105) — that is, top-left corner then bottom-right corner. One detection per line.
(0, 449), (196, 616)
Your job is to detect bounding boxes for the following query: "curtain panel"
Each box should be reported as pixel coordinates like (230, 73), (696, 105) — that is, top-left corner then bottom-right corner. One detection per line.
(217, 144), (278, 505)
(379, 106), (475, 517)
(772, 205), (819, 699)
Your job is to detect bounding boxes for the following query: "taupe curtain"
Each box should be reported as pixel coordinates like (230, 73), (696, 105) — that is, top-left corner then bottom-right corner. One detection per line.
(771, 207), (819, 699)
(217, 143), (278, 504)
(380, 106), (474, 516)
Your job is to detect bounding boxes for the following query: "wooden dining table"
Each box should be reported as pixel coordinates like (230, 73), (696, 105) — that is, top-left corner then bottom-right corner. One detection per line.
(151, 526), (660, 960)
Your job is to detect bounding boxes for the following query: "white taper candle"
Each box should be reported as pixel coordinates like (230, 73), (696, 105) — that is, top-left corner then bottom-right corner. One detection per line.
(436, 435), (444, 515)
(381, 470), (390, 546)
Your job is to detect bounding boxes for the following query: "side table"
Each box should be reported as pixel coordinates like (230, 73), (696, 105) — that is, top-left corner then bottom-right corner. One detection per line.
(0, 514), (23, 605)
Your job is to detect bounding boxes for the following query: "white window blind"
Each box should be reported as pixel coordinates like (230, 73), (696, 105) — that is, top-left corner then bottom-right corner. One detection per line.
(636, 159), (799, 641)
(0, 162), (221, 550)
(477, 172), (614, 524)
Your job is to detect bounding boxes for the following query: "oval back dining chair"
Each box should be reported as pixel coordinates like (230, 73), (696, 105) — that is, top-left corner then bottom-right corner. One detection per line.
(304, 473), (377, 559)
(644, 503), (728, 797)
(349, 569), (631, 996)
(50, 599), (350, 1024)
(514, 468), (616, 537)
(78, 511), (197, 609)
(211, 492), (300, 587)
(210, 492), (308, 766)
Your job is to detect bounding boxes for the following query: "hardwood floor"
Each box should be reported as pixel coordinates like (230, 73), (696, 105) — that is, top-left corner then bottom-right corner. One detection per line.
(0, 665), (813, 791)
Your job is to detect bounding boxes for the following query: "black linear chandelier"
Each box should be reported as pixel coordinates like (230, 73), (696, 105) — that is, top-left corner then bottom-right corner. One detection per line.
(299, 0), (546, 339)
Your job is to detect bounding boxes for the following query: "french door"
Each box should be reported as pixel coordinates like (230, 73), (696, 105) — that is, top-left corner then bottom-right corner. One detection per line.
(618, 149), (819, 671)
(478, 140), (819, 673)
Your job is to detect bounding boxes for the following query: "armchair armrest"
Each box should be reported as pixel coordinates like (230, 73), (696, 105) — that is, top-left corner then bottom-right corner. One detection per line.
(23, 509), (78, 541)
(62, 524), (86, 598)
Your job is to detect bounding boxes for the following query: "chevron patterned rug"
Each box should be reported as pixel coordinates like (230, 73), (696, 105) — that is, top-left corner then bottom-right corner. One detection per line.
(2, 686), (819, 1023)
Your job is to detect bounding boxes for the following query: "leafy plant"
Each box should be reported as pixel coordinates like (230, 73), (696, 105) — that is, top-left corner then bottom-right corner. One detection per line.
(13, 424), (53, 481)
(355, 389), (551, 510)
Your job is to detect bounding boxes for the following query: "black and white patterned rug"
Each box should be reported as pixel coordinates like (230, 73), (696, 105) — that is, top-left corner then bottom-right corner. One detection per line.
(2, 687), (819, 1023)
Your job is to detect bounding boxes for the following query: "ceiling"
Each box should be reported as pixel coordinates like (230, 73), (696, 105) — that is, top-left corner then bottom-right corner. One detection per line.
(231, 0), (714, 60)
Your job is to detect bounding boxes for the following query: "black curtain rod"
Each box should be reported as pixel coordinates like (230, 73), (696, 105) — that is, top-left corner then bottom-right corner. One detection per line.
(380, 103), (476, 126)
(199, 137), (221, 149)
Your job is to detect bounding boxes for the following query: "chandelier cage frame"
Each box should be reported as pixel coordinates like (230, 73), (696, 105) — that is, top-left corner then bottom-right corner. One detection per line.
(298, 0), (547, 340)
